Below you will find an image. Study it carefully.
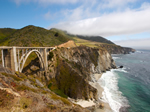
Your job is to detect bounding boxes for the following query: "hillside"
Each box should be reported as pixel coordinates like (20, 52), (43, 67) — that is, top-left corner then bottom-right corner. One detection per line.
(0, 28), (16, 41)
(0, 25), (70, 47)
(98, 44), (135, 54)
(49, 28), (135, 54)
(76, 35), (114, 44)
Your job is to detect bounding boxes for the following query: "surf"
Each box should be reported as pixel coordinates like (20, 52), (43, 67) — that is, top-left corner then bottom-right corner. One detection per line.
(98, 69), (129, 112)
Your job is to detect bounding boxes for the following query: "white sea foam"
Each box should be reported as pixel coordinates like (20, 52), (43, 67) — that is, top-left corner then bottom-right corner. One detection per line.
(112, 57), (120, 60)
(98, 70), (129, 112)
(115, 68), (128, 73)
(136, 51), (143, 53)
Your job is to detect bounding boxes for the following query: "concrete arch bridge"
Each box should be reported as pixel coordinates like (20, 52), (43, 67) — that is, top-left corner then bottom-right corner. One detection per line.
(0, 46), (55, 72)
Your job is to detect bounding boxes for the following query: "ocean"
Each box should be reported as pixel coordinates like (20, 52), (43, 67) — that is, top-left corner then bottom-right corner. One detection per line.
(98, 49), (150, 112)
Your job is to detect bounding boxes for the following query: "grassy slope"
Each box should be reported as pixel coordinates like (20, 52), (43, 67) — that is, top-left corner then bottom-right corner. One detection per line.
(49, 28), (109, 48)
(0, 28), (17, 42)
(73, 37), (102, 47)
(0, 25), (70, 47)
(76, 35), (115, 44)
(50, 28), (120, 49)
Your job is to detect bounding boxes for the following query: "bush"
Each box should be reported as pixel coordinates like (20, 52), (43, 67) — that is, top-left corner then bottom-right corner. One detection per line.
(19, 97), (32, 109)
(51, 93), (71, 105)
(15, 84), (37, 92)
(1, 73), (22, 81)
(54, 32), (59, 37)
(48, 52), (54, 61)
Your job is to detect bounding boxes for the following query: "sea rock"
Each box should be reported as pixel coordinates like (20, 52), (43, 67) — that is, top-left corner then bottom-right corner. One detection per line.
(99, 103), (104, 109)
(119, 66), (123, 68)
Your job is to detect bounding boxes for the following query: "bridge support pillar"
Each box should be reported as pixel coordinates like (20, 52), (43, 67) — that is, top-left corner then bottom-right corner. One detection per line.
(1, 49), (4, 67)
(44, 48), (48, 70)
(10, 47), (18, 71)
(2, 49), (11, 69)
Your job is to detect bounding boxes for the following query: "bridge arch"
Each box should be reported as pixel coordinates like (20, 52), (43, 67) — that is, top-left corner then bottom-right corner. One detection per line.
(0, 46), (55, 72)
(19, 50), (45, 72)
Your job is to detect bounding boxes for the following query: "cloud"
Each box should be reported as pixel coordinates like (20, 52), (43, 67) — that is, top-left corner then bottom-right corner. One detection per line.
(52, 4), (150, 37)
(100, 0), (138, 9)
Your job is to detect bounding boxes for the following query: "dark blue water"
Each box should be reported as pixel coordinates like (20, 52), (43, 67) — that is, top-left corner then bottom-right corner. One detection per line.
(112, 50), (150, 112)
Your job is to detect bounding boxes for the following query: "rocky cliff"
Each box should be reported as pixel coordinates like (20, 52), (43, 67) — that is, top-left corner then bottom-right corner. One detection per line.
(99, 44), (135, 54)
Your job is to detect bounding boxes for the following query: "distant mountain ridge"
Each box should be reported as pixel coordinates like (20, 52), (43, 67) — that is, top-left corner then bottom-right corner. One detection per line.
(76, 35), (115, 44)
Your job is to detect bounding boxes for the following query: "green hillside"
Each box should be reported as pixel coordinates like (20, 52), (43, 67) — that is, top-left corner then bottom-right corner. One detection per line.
(0, 28), (17, 41)
(48, 28), (115, 47)
(76, 35), (115, 44)
(0, 25), (70, 47)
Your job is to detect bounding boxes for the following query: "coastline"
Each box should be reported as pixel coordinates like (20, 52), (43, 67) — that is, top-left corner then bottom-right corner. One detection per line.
(73, 73), (112, 112)
(94, 74), (112, 112)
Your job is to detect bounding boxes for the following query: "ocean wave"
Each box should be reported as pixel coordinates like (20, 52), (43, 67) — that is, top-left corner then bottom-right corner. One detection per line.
(98, 70), (129, 112)
(112, 57), (120, 60)
(136, 51), (144, 53)
(115, 68), (128, 73)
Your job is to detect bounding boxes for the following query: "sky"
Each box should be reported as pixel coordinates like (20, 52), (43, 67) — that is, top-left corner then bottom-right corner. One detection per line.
(1, 0), (150, 49)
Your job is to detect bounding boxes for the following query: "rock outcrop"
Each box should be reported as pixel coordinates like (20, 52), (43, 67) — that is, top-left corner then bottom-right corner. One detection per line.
(99, 44), (135, 54)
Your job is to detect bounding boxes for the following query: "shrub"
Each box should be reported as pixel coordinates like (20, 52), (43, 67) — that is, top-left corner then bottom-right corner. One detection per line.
(15, 84), (37, 92)
(1, 73), (22, 81)
(54, 32), (59, 37)
(48, 52), (54, 61)
(51, 93), (71, 105)
(19, 97), (32, 109)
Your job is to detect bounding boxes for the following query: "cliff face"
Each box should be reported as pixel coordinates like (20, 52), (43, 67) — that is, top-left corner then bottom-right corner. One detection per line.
(99, 44), (135, 54)
(44, 46), (116, 100)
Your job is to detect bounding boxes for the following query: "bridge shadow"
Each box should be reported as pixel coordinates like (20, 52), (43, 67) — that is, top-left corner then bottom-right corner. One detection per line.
(22, 57), (44, 75)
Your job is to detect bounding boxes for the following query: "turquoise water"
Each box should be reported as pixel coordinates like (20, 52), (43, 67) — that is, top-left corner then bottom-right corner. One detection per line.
(112, 50), (150, 112)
